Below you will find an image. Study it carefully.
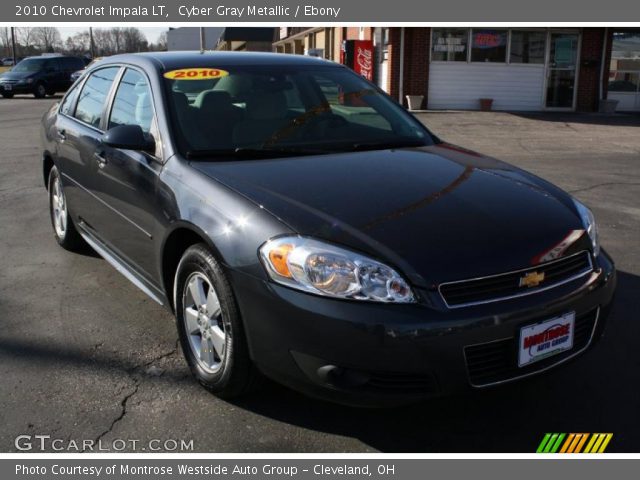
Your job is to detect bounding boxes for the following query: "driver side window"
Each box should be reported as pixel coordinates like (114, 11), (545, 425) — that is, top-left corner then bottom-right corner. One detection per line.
(109, 69), (154, 133)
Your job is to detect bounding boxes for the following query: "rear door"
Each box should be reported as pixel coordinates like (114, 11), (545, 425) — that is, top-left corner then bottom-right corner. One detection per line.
(88, 67), (164, 282)
(56, 66), (121, 235)
(41, 59), (61, 92)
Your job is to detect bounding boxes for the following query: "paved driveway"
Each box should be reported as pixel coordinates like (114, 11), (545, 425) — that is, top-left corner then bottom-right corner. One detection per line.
(0, 98), (638, 452)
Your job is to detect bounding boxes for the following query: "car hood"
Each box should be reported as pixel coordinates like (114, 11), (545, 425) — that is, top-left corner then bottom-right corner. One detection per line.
(192, 144), (589, 287)
(0, 71), (33, 81)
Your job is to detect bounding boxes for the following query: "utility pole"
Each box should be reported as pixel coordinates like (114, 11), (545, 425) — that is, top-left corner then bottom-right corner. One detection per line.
(200, 27), (206, 52)
(10, 27), (17, 66)
(89, 27), (95, 58)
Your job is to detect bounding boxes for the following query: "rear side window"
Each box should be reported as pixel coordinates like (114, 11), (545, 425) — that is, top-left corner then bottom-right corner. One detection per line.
(46, 59), (60, 71)
(60, 83), (80, 116)
(74, 67), (120, 128)
(108, 69), (154, 133)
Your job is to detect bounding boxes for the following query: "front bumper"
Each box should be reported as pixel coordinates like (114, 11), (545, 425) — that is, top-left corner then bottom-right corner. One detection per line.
(0, 83), (34, 94)
(230, 251), (616, 406)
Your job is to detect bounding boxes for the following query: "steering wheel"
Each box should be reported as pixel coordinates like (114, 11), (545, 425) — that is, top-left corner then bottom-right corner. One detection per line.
(299, 113), (349, 140)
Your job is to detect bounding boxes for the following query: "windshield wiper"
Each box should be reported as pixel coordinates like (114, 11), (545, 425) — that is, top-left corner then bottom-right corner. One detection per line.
(349, 140), (428, 152)
(185, 146), (330, 160)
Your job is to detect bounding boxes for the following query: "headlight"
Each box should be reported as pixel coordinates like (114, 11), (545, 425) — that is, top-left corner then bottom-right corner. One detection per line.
(259, 236), (415, 303)
(26, 78), (34, 84)
(573, 199), (599, 256)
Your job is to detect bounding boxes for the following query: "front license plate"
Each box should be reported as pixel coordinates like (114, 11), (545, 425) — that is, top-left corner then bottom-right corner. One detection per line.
(518, 312), (575, 367)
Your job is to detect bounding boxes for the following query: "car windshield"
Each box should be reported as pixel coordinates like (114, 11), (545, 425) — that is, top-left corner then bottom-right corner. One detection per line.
(12, 58), (50, 73)
(164, 64), (435, 158)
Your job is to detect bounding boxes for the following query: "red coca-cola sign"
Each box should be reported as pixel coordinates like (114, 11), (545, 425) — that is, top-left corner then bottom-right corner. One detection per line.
(353, 41), (374, 81)
(342, 40), (374, 82)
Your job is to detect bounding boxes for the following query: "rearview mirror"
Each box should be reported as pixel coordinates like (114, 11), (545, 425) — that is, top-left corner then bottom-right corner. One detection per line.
(101, 125), (155, 153)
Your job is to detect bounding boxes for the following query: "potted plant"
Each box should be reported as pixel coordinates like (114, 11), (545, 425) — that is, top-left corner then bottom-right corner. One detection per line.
(479, 98), (494, 111)
(599, 98), (619, 114)
(405, 95), (424, 111)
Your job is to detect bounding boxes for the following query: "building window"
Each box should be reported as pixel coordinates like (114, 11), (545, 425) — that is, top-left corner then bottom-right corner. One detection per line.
(382, 28), (390, 46)
(470, 29), (508, 62)
(609, 31), (640, 93)
(510, 31), (546, 64)
(432, 28), (468, 62)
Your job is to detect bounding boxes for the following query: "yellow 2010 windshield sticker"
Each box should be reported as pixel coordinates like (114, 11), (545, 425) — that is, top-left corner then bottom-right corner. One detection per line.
(163, 68), (229, 80)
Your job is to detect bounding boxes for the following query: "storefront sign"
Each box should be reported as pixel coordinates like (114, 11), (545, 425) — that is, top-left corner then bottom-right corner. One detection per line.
(473, 31), (507, 48)
(433, 36), (466, 53)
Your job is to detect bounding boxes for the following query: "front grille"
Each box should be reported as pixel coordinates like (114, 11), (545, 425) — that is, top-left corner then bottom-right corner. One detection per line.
(439, 251), (593, 308)
(464, 308), (599, 386)
(328, 367), (438, 395)
(363, 371), (438, 394)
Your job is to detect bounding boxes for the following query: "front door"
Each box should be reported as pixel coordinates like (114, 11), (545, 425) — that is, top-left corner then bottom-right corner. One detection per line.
(545, 32), (580, 109)
(90, 67), (162, 283)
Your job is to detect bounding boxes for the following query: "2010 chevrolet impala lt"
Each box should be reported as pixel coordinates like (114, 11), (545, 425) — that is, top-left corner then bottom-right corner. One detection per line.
(40, 52), (616, 406)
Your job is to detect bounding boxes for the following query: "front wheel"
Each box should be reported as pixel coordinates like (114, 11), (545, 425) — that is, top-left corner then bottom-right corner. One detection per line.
(33, 83), (47, 99)
(174, 244), (261, 398)
(1, 92), (14, 98)
(48, 166), (84, 251)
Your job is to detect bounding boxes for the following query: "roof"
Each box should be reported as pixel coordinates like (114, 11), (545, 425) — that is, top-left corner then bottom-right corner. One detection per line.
(99, 51), (336, 71)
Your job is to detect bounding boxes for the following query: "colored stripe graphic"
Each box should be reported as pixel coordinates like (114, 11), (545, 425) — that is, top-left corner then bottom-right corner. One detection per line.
(549, 433), (566, 453)
(597, 434), (613, 453)
(574, 433), (589, 453)
(537, 433), (613, 453)
(536, 433), (552, 453)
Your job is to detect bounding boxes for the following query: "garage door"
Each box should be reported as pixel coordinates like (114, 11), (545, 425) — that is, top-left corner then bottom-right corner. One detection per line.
(428, 62), (546, 111)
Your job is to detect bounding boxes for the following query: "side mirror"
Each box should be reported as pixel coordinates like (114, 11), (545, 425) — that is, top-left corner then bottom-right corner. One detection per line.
(101, 125), (155, 153)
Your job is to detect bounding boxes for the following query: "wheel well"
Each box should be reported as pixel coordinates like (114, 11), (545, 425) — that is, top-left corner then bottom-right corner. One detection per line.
(43, 154), (54, 189)
(161, 228), (208, 312)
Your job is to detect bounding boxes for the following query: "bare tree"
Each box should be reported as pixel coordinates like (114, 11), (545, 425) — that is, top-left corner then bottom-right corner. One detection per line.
(122, 28), (148, 53)
(155, 31), (168, 51)
(112, 27), (123, 53)
(65, 31), (90, 56)
(33, 27), (62, 52)
(17, 27), (35, 49)
(0, 27), (11, 57)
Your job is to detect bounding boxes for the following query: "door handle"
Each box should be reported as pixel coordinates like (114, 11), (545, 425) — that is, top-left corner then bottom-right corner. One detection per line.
(94, 150), (108, 168)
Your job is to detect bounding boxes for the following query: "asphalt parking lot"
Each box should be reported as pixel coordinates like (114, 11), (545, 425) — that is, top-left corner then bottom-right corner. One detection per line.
(0, 97), (639, 453)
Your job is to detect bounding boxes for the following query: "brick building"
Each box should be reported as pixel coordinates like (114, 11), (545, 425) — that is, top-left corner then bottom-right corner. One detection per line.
(274, 27), (640, 112)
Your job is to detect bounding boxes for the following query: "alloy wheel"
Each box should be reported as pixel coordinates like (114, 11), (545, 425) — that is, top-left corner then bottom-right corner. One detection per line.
(51, 174), (67, 238)
(183, 272), (226, 373)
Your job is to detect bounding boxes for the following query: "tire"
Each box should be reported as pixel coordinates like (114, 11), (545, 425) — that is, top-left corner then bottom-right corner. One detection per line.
(48, 166), (84, 251)
(1, 92), (14, 98)
(174, 244), (261, 398)
(33, 83), (47, 99)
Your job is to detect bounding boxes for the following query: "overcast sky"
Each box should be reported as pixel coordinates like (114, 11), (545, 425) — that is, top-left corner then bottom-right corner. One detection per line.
(58, 27), (169, 43)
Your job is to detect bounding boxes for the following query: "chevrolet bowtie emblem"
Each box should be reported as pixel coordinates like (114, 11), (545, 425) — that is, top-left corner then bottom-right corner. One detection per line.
(519, 271), (545, 288)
